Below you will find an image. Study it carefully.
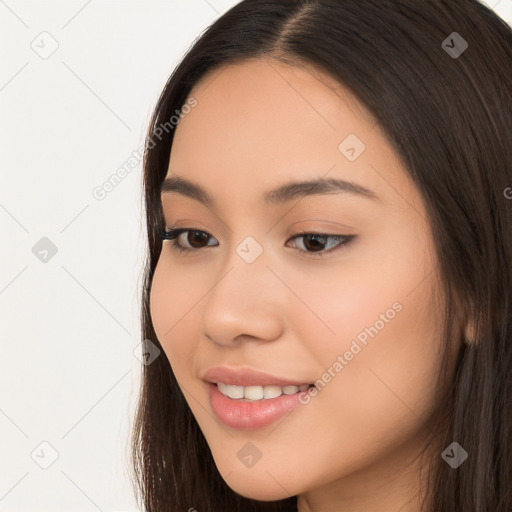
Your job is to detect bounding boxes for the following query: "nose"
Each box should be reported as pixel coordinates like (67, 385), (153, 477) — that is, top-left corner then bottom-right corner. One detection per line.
(201, 249), (286, 347)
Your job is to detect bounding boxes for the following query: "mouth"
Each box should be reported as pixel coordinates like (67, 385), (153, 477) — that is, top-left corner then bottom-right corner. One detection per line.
(202, 366), (317, 428)
(207, 381), (316, 430)
(215, 382), (316, 401)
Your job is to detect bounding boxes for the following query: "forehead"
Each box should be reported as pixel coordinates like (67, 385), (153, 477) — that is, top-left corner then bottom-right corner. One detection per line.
(171, 57), (374, 159)
(165, 58), (419, 215)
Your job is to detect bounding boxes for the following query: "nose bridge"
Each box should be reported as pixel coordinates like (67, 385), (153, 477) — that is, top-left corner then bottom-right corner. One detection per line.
(200, 233), (285, 344)
(225, 230), (278, 296)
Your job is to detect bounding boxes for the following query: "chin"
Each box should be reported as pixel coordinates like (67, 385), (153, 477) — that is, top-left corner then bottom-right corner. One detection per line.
(209, 452), (299, 501)
(223, 473), (295, 502)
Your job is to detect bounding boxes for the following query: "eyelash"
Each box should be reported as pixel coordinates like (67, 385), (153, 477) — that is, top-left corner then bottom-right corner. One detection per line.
(161, 227), (355, 258)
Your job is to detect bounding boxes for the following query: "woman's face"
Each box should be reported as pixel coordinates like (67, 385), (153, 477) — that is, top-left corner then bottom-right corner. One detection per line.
(150, 58), (448, 505)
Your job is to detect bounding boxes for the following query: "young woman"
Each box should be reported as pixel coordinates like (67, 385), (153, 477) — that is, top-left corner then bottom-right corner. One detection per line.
(131, 1), (512, 510)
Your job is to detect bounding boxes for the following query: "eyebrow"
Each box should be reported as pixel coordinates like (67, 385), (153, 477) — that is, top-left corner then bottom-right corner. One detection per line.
(160, 174), (379, 207)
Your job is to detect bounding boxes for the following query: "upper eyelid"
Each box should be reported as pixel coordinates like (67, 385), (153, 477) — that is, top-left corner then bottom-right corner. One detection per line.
(164, 227), (346, 237)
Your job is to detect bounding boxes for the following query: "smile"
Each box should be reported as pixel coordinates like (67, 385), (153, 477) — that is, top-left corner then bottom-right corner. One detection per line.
(216, 382), (314, 401)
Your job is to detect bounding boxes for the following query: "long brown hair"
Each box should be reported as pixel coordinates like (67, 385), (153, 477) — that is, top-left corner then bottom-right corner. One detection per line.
(130, 1), (512, 510)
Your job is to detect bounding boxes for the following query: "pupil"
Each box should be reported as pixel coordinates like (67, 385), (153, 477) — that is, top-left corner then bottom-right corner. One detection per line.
(188, 231), (209, 248)
(305, 234), (326, 252)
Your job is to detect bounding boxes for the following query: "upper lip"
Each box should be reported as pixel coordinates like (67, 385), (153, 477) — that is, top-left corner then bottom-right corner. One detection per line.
(202, 366), (312, 387)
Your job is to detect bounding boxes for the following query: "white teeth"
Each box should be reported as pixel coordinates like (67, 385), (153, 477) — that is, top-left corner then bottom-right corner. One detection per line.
(225, 384), (244, 399)
(282, 385), (299, 395)
(244, 385), (264, 400)
(216, 382), (310, 400)
(263, 385), (282, 399)
(217, 382), (229, 396)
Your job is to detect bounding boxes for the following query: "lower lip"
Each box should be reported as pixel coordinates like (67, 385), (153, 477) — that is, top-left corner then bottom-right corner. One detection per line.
(208, 382), (306, 430)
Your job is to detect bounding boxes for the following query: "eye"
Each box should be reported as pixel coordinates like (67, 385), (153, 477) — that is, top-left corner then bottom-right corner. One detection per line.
(286, 232), (355, 258)
(162, 228), (218, 254)
(161, 227), (355, 257)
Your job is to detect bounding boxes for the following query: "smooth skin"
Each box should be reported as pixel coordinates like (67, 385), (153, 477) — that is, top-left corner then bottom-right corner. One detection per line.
(149, 58), (463, 512)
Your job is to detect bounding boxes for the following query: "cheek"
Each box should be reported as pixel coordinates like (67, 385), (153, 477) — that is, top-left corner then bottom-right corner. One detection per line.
(277, 239), (436, 365)
(149, 256), (200, 375)
(276, 230), (442, 434)
(149, 260), (171, 347)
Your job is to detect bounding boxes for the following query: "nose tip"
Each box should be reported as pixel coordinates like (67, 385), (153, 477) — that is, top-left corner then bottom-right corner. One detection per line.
(203, 306), (283, 347)
(201, 262), (285, 347)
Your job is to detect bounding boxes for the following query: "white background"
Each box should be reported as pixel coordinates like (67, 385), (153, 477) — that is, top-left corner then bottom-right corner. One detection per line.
(1, 1), (511, 511)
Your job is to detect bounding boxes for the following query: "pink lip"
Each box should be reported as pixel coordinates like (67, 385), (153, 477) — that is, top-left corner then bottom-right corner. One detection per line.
(207, 382), (305, 430)
(202, 365), (312, 387)
(202, 366), (314, 430)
